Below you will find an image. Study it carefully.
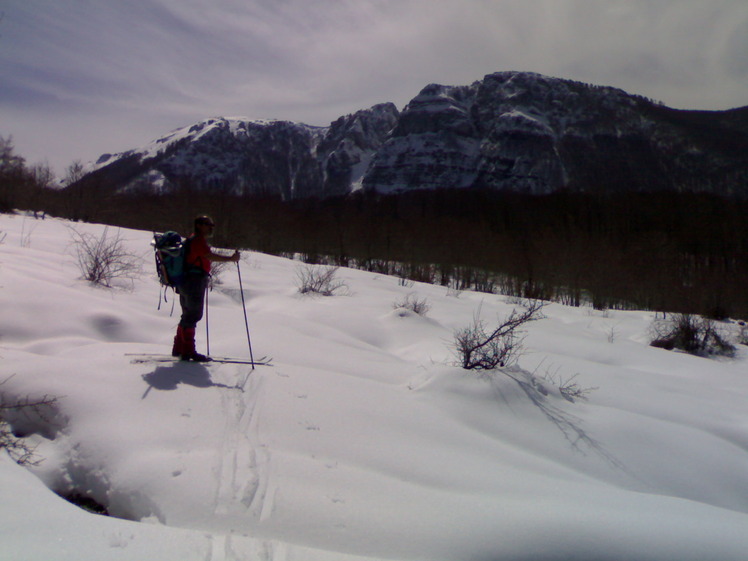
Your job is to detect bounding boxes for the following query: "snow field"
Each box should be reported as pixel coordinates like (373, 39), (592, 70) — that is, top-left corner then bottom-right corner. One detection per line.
(1, 211), (748, 561)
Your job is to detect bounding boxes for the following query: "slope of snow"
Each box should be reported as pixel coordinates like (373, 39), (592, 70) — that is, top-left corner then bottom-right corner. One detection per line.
(1, 212), (748, 561)
(86, 117), (328, 176)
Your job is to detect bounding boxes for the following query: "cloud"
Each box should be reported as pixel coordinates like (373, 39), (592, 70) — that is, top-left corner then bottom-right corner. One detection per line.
(521, 0), (748, 107)
(1, 0), (746, 173)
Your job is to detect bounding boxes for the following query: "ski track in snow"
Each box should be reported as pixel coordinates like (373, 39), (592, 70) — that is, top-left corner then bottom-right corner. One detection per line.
(213, 367), (271, 524)
(204, 533), (283, 561)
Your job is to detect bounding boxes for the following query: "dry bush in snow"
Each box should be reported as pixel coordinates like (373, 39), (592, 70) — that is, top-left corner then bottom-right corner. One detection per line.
(296, 264), (348, 296)
(650, 313), (736, 358)
(70, 226), (141, 287)
(393, 293), (431, 316)
(454, 300), (545, 371)
(0, 378), (60, 466)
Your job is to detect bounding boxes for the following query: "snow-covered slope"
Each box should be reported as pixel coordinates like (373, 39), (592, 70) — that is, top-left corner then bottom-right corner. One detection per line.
(80, 104), (399, 199)
(2, 212), (748, 561)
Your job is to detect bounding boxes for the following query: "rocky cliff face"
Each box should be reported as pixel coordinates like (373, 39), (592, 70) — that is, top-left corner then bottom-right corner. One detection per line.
(316, 103), (400, 196)
(363, 71), (748, 196)
(75, 72), (748, 199)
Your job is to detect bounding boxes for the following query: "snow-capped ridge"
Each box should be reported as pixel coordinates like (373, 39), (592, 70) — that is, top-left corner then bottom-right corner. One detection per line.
(79, 106), (397, 199)
(75, 71), (748, 199)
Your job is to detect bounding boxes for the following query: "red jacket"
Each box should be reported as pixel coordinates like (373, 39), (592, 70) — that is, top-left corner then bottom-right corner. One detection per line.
(186, 234), (211, 274)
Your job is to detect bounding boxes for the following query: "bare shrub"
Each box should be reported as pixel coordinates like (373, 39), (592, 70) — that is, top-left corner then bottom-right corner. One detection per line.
(446, 285), (462, 298)
(393, 293), (431, 316)
(70, 226), (141, 287)
(1, 379), (60, 466)
(650, 313), (736, 358)
(537, 365), (598, 403)
(559, 376), (598, 402)
(296, 264), (348, 296)
(454, 300), (545, 370)
(604, 322), (620, 344)
(208, 260), (229, 289)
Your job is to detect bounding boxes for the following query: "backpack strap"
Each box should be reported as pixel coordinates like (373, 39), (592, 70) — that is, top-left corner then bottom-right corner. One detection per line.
(157, 284), (177, 315)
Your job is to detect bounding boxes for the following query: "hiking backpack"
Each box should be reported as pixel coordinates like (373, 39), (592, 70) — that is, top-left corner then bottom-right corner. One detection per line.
(152, 231), (190, 289)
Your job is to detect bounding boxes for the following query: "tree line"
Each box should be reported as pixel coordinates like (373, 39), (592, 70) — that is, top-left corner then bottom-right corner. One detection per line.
(3, 136), (747, 319)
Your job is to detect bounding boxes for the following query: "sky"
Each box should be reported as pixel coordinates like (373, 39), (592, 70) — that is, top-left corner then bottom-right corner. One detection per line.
(1, 0), (747, 176)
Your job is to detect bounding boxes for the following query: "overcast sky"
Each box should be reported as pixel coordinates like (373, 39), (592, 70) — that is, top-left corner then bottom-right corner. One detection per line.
(2, 0), (747, 175)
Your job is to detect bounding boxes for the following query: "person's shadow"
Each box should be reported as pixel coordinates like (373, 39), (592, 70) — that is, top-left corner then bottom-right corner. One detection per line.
(141, 362), (235, 398)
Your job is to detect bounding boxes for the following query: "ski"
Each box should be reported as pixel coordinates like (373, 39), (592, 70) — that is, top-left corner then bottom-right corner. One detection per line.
(127, 353), (272, 366)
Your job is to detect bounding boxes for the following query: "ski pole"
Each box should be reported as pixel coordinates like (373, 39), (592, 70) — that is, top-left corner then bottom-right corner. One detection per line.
(236, 261), (255, 369)
(204, 281), (210, 357)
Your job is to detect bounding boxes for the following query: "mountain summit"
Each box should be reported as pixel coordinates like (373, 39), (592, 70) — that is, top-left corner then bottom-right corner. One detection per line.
(83, 103), (399, 200)
(75, 72), (748, 199)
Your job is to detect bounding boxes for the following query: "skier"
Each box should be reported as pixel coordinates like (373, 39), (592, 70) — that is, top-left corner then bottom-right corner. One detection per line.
(172, 215), (240, 361)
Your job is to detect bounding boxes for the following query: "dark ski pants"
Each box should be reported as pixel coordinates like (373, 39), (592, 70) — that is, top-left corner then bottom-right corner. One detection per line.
(178, 273), (209, 329)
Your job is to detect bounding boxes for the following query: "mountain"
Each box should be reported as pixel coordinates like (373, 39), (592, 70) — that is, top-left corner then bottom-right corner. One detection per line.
(80, 103), (399, 200)
(364, 72), (748, 195)
(73, 72), (748, 199)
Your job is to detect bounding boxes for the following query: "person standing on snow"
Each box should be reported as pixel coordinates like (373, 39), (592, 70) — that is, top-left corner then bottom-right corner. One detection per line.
(172, 215), (240, 361)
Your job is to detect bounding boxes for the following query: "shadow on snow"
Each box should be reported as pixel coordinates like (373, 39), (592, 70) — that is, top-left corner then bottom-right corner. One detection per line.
(141, 363), (236, 398)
